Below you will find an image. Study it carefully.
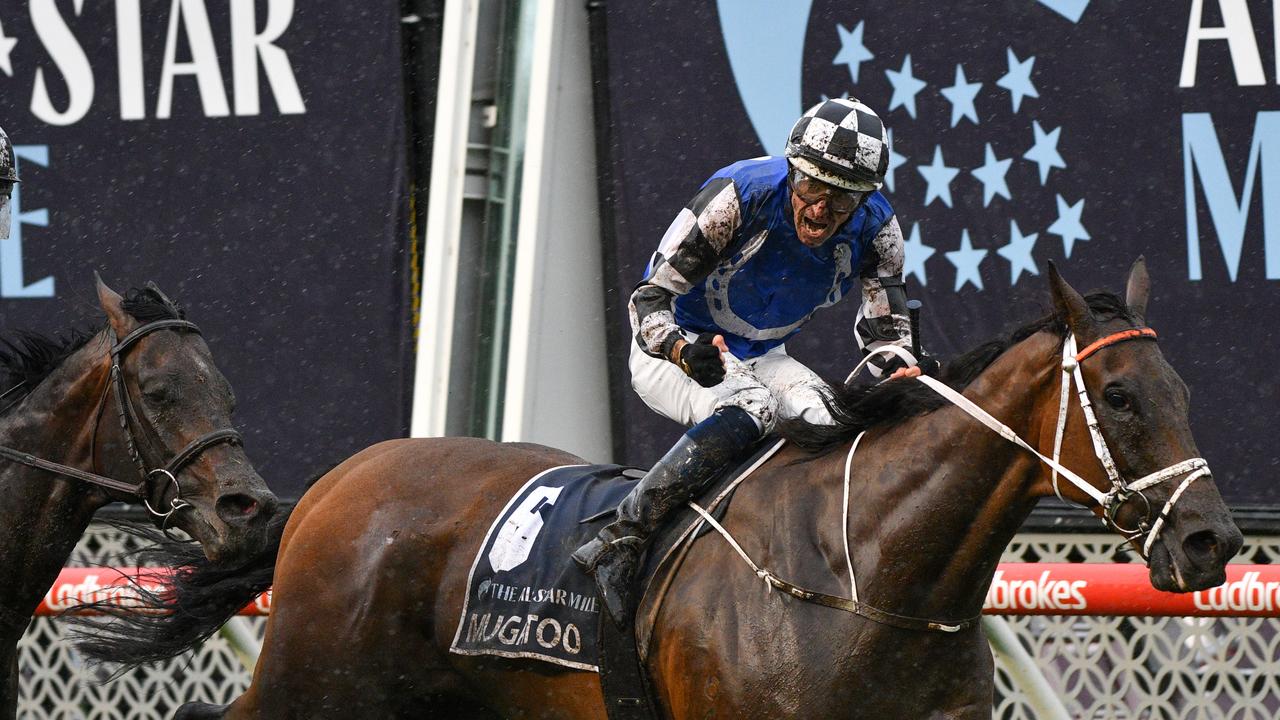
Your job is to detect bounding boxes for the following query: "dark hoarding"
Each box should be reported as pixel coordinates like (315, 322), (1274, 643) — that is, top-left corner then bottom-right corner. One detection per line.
(0, 0), (414, 500)
(593, 1), (1279, 509)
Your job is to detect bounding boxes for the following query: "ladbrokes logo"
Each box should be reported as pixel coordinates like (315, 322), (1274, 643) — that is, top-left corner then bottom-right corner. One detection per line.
(984, 569), (1087, 611)
(1194, 572), (1280, 613)
(41, 573), (166, 613)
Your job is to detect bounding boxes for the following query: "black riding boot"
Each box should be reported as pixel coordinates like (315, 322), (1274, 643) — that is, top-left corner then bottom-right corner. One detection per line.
(573, 407), (761, 624)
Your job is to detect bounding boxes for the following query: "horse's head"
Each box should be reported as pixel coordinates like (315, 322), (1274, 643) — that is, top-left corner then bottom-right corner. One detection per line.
(1048, 259), (1242, 591)
(95, 276), (278, 564)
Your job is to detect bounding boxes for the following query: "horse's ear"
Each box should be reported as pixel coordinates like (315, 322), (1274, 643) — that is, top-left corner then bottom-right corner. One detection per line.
(95, 272), (138, 338)
(1047, 261), (1094, 338)
(1125, 256), (1150, 322)
(144, 280), (182, 317)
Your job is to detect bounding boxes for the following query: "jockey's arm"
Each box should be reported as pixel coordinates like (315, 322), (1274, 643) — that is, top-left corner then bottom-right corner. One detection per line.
(854, 215), (926, 378)
(630, 177), (742, 365)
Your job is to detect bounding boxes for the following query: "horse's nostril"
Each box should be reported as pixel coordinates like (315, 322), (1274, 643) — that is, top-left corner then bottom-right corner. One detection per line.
(216, 493), (260, 522)
(1184, 529), (1222, 564)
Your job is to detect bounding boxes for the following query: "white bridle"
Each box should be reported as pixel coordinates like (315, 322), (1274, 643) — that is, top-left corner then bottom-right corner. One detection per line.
(686, 327), (1209, 632)
(852, 329), (1210, 562)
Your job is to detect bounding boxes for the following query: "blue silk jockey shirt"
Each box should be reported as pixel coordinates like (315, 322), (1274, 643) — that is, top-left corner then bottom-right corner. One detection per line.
(642, 156), (896, 360)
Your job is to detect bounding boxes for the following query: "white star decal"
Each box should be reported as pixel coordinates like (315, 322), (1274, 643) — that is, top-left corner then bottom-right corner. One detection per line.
(946, 229), (988, 292)
(833, 21), (874, 84)
(884, 128), (906, 193)
(0, 19), (17, 78)
(902, 222), (936, 286)
(1047, 194), (1091, 258)
(996, 219), (1040, 284)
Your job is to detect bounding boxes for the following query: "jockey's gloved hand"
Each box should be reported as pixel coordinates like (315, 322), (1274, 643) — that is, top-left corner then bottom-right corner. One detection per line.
(917, 353), (941, 377)
(676, 333), (726, 387)
(881, 351), (941, 379)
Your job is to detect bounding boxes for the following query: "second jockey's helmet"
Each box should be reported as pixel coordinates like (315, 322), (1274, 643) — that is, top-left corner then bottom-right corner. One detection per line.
(0, 126), (17, 186)
(785, 98), (888, 192)
(0, 125), (16, 242)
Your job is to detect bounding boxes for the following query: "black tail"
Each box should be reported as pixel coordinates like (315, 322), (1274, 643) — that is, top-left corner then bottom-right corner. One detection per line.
(72, 504), (293, 674)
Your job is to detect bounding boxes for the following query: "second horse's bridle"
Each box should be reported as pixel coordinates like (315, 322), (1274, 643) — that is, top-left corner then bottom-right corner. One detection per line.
(0, 318), (242, 524)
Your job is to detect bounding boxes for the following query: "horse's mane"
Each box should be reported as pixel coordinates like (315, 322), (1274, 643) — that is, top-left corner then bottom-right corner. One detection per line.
(0, 288), (184, 412)
(780, 292), (1138, 454)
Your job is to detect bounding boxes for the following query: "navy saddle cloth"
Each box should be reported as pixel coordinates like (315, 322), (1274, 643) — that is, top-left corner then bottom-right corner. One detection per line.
(448, 438), (777, 671)
(448, 463), (642, 671)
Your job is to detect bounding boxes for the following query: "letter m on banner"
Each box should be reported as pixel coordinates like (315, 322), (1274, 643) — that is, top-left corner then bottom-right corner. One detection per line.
(1182, 112), (1280, 281)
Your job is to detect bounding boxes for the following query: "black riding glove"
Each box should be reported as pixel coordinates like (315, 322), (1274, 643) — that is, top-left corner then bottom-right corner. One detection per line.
(675, 334), (726, 388)
(880, 351), (941, 378)
(917, 353), (941, 377)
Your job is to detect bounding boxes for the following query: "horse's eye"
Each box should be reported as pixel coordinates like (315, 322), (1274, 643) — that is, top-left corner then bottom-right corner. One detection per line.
(1105, 388), (1131, 411)
(143, 384), (177, 405)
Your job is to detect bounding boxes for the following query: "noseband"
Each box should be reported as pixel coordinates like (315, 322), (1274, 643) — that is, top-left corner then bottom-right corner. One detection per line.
(0, 319), (243, 523)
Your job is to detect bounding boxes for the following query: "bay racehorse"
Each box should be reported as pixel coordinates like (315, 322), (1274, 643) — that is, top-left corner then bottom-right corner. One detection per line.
(0, 277), (278, 718)
(86, 260), (1240, 719)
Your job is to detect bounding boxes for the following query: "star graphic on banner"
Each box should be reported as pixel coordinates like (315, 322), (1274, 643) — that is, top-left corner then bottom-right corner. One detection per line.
(996, 48), (1038, 113)
(885, 54), (926, 119)
(833, 21), (874, 84)
(970, 143), (1012, 206)
(884, 128), (906, 192)
(916, 145), (959, 208)
(1037, 0), (1091, 23)
(996, 219), (1040, 284)
(1024, 120), (1065, 184)
(1047, 194), (1090, 257)
(0, 18), (17, 77)
(946, 229), (988, 291)
(902, 222), (935, 286)
(939, 64), (981, 127)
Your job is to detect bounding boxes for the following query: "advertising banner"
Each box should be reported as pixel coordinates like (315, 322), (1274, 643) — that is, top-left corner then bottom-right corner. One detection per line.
(594, 1), (1279, 507)
(0, 1), (414, 499)
(42, 563), (1280, 619)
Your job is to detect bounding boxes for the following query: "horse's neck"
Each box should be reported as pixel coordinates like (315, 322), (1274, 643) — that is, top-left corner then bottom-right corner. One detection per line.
(830, 332), (1063, 621)
(0, 334), (109, 473)
(0, 334), (112, 629)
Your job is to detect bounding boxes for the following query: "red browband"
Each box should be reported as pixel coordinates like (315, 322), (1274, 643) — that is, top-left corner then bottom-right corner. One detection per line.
(1075, 328), (1158, 362)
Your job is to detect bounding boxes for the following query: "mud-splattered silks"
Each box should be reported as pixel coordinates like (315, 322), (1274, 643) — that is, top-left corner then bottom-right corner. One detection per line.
(628, 156), (912, 377)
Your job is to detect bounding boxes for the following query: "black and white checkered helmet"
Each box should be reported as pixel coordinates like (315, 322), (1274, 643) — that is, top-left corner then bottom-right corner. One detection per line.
(0, 126), (17, 185)
(785, 98), (888, 191)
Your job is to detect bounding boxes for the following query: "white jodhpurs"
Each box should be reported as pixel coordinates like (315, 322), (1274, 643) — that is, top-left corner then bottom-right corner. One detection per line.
(628, 340), (836, 432)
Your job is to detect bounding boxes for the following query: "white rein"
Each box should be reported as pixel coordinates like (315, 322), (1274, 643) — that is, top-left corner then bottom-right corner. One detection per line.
(692, 330), (1208, 630)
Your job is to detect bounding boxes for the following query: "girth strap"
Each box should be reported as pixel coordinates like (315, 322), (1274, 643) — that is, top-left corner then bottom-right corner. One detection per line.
(772, 581), (981, 633)
(688, 500), (981, 633)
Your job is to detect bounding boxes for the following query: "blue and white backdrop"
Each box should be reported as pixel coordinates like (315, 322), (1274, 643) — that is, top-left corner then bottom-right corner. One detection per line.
(595, 0), (1278, 507)
(0, 1), (413, 500)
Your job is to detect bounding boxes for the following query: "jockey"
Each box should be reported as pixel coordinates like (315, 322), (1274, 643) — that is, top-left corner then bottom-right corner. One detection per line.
(0, 126), (17, 241)
(574, 97), (934, 623)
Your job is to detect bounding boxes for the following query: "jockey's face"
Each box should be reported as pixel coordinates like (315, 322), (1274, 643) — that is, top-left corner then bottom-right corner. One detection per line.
(0, 186), (11, 241)
(788, 170), (862, 248)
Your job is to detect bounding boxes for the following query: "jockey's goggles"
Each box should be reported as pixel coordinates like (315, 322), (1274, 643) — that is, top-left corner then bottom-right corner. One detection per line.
(789, 168), (866, 214)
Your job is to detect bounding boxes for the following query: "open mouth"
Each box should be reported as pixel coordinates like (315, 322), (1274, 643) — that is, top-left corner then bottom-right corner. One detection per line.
(800, 214), (829, 237)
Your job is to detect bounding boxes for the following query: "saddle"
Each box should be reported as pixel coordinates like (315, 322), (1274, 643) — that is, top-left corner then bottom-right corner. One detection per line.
(448, 440), (784, 718)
